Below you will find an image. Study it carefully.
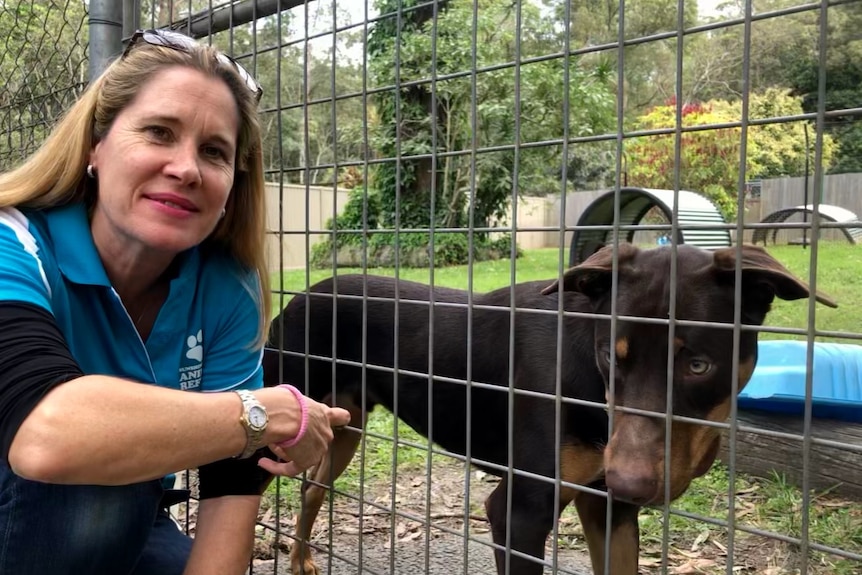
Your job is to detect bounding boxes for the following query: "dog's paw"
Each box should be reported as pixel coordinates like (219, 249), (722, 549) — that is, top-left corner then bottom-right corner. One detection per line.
(290, 547), (320, 575)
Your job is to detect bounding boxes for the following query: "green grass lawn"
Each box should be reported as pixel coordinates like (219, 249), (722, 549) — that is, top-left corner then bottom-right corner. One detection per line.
(758, 243), (862, 342)
(272, 243), (862, 343)
(265, 242), (862, 573)
(269, 246), (570, 307)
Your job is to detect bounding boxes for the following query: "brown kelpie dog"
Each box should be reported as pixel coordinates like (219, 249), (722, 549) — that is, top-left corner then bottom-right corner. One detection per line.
(263, 244), (836, 575)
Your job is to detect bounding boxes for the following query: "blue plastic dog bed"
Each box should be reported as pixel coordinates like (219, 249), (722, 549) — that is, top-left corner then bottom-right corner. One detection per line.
(739, 340), (862, 422)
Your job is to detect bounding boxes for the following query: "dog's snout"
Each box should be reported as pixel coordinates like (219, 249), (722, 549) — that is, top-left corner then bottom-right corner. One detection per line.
(604, 414), (663, 505)
(605, 466), (659, 506)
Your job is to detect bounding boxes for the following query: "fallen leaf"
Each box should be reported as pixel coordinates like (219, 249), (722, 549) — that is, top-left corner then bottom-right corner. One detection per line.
(735, 485), (759, 495)
(670, 558), (717, 574)
(260, 507), (273, 525)
(639, 556), (663, 567)
(691, 529), (710, 552)
(819, 499), (852, 508)
(398, 528), (423, 543)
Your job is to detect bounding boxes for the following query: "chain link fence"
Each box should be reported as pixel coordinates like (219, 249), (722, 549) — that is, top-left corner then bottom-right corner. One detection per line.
(1, 0), (861, 574)
(0, 0), (89, 170)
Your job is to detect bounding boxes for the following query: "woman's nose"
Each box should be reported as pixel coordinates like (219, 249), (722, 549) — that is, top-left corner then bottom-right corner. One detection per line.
(163, 142), (202, 186)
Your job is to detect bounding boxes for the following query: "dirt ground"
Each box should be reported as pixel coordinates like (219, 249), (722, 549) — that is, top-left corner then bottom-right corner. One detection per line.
(176, 458), (857, 575)
(247, 461), (594, 575)
(178, 462), (593, 574)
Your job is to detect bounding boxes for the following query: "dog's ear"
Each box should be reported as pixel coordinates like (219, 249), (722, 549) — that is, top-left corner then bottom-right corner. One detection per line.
(712, 245), (838, 315)
(542, 243), (639, 298)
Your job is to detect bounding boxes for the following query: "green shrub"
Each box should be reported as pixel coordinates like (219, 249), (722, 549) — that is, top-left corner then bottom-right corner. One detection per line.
(310, 231), (519, 269)
(328, 187), (382, 247)
(309, 186), (522, 269)
(488, 233), (522, 259)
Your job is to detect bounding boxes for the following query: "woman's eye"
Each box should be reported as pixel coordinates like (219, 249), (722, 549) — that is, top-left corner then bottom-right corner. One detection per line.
(145, 126), (171, 140)
(202, 145), (225, 160)
(689, 358), (712, 376)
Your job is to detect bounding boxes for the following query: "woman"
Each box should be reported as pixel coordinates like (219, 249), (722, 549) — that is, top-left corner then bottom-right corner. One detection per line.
(0, 29), (350, 574)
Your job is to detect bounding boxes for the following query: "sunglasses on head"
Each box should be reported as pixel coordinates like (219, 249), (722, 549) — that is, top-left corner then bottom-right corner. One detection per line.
(122, 28), (263, 103)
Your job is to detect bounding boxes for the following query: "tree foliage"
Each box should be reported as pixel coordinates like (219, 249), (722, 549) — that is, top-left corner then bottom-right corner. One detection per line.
(699, 0), (860, 173)
(719, 89), (836, 180)
(693, 0), (818, 101)
(784, 2), (862, 173)
(369, 0), (617, 231)
(626, 100), (747, 219)
(209, 6), (368, 185)
(366, 0), (439, 228)
(625, 91), (835, 220)
(2, 0), (857, 251)
(0, 0), (89, 169)
(542, 0), (699, 112)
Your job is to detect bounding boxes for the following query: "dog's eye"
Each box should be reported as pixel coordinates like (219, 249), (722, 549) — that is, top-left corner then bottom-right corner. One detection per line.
(688, 358), (712, 375)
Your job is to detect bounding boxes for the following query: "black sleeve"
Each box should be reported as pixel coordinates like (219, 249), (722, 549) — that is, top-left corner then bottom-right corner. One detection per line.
(0, 302), (85, 460)
(197, 448), (275, 499)
(0, 301), (276, 496)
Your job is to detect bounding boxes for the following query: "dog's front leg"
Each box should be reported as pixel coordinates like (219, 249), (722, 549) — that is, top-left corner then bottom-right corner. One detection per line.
(484, 476), (571, 575)
(574, 491), (639, 575)
(290, 403), (365, 575)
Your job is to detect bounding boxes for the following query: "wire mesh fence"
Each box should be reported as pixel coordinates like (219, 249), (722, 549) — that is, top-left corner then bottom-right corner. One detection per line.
(0, 0), (89, 170)
(2, 0), (861, 573)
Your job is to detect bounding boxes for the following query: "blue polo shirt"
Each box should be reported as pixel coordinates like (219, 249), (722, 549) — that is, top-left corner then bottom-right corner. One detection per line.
(0, 202), (263, 393)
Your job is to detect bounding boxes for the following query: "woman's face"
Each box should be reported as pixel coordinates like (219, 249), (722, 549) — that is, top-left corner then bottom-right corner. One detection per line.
(89, 65), (240, 259)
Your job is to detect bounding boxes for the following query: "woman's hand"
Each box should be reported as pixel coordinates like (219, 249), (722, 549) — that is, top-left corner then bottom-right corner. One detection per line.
(257, 387), (350, 476)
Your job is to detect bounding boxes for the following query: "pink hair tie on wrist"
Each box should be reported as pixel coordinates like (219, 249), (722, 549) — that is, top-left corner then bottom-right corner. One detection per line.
(276, 384), (308, 448)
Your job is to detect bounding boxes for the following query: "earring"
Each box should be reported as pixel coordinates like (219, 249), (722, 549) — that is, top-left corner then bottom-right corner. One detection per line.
(86, 164), (96, 179)
(220, 208), (226, 219)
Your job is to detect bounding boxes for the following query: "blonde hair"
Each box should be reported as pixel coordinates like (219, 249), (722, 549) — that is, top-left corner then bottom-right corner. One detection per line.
(0, 38), (271, 347)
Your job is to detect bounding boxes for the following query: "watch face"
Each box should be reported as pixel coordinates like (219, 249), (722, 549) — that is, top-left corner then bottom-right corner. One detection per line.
(248, 405), (267, 429)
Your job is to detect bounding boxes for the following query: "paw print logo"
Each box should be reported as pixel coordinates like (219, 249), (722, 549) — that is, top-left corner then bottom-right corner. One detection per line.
(186, 329), (203, 362)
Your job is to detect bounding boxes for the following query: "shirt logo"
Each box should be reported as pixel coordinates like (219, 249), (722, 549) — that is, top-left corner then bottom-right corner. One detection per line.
(186, 330), (204, 362)
(180, 329), (204, 390)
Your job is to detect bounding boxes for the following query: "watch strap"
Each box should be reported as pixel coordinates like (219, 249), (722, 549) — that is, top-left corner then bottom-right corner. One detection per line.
(235, 389), (267, 459)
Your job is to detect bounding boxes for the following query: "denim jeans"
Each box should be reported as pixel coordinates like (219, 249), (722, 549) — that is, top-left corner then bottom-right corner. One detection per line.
(0, 462), (192, 575)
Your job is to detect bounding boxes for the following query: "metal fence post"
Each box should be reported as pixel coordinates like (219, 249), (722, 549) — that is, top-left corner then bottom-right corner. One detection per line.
(88, 0), (124, 82)
(123, 0), (140, 41)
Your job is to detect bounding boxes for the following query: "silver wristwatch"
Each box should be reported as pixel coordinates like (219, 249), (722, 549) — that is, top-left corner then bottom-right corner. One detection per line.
(235, 389), (268, 458)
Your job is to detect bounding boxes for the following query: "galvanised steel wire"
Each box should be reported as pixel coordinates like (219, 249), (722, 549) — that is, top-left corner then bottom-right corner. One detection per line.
(19, 0), (859, 573)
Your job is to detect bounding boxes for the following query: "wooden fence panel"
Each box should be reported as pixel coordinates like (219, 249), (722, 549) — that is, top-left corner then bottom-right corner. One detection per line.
(749, 173), (862, 244)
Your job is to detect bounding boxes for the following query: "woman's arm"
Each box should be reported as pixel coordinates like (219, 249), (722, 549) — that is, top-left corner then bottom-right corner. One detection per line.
(2, 302), (349, 485)
(183, 495), (261, 575)
(9, 376), (311, 485)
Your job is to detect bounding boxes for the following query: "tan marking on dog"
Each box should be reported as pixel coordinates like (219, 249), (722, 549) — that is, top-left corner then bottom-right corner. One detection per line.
(673, 356), (755, 488)
(615, 337), (629, 359)
(608, 518), (639, 574)
(665, 397), (732, 502)
(575, 492), (640, 575)
(559, 443), (605, 502)
(674, 337), (685, 354)
(291, 401), (365, 575)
